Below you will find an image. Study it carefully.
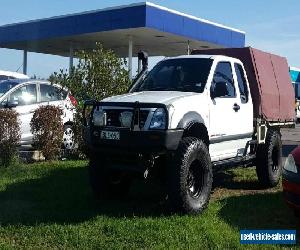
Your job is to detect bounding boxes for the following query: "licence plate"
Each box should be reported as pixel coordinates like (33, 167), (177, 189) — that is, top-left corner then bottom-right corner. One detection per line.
(101, 131), (120, 140)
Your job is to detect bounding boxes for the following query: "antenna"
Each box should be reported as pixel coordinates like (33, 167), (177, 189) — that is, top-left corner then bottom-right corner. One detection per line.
(15, 63), (23, 73)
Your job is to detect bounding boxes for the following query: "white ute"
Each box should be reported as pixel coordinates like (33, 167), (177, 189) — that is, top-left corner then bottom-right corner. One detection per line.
(83, 48), (295, 214)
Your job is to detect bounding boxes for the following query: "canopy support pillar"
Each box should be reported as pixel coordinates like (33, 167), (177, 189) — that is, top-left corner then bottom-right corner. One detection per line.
(69, 43), (74, 73)
(23, 50), (27, 75)
(128, 36), (133, 80)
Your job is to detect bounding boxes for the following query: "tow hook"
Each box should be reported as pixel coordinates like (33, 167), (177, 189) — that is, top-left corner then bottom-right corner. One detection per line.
(139, 154), (156, 179)
(144, 169), (149, 179)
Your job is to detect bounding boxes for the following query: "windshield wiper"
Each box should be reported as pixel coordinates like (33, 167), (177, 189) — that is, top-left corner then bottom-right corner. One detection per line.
(144, 87), (168, 91)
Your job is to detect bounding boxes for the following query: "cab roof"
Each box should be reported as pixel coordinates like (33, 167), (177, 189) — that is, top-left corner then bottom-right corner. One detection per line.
(164, 54), (243, 63)
(0, 78), (49, 86)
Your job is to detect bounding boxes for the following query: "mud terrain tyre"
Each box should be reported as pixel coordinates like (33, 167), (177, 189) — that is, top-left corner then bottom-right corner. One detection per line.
(89, 155), (131, 199)
(167, 137), (213, 214)
(256, 129), (282, 187)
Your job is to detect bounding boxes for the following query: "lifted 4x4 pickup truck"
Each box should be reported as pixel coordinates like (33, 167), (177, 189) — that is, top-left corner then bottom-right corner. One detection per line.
(83, 47), (295, 214)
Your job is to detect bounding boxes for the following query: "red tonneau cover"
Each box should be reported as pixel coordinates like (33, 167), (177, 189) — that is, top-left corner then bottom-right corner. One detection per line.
(192, 47), (295, 122)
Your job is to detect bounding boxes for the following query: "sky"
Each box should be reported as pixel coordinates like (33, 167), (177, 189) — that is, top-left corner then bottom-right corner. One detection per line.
(0, 0), (299, 78)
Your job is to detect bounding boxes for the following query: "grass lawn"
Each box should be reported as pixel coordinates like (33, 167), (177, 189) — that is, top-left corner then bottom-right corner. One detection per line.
(0, 160), (298, 249)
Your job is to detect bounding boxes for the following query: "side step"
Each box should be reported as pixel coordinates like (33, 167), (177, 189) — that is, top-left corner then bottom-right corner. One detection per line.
(212, 154), (256, 173)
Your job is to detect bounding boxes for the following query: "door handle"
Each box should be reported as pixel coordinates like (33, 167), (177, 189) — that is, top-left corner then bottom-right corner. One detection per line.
(233, 103), (240, 112)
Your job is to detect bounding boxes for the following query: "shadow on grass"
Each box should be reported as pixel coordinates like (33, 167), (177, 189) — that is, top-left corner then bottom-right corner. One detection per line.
(219, 192), (300, 243)
(219, 192), (299, 228)
(213, 170), (264, 191)
(0, 166), (169, 226)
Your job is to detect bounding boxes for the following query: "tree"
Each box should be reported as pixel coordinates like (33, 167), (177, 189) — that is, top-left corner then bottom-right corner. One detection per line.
(49, 42), (131, 158)
(49, 42), (130, 104)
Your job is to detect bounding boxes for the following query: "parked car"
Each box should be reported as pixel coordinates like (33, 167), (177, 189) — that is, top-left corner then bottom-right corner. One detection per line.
(283, 146), (300, 217)
(83, 47), (295, 214)
(0, 79), (76, 149)
(289, 67), (300, 122)
(295, 100), (300, 123)
(0, 70), (29, 81)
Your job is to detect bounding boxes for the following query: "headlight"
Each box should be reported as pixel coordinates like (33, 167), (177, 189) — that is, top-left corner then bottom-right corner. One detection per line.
(119, 111), (133, 128)
(93, 108), (106, 126)
(284, 154), (298, 173)
(149, 108), (167, 130)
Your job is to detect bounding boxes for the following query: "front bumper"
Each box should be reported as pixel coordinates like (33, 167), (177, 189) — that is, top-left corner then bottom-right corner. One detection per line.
(83, 100), (183, 155)
(84, 126), (183, 154)
(282, 169), (300, 211)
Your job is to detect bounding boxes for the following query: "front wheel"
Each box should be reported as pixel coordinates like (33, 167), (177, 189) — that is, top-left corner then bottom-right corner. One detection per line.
(256, 129), (282, 187)
(167, 137), (213, 214)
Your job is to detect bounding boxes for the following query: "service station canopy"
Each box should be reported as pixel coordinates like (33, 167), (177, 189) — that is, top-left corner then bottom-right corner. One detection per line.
(0, 2), (245, 77)
(0, 2), (245, 57)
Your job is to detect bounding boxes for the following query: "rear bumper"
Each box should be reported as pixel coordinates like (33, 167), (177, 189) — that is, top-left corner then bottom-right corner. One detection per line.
(84, 127), (183, 154)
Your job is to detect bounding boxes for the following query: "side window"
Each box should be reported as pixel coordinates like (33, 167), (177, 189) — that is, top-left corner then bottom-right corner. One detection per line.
(40, 84), (67, 102)
(9, 84), (37, 106)
(211, 62), (235, 98)
(234, 63), (249, 103)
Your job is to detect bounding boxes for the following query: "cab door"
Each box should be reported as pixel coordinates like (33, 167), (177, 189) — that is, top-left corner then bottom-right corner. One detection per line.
(232, 63), (253, 138)
(8, 83), (38, 144)
(209, 61), (251, 161)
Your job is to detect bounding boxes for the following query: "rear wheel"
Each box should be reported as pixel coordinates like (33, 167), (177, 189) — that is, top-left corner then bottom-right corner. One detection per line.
(256, 129), (282, 187)
(167, 137), (213, 214)
(89, 155), (131, 199)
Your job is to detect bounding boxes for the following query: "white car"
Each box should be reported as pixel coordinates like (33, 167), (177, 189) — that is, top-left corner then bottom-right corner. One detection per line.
(0, 70), (29, 81)
(0, 79), (76, 149)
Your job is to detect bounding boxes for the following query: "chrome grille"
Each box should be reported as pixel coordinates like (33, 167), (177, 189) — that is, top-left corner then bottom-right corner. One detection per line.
(105, 109), (149, 128)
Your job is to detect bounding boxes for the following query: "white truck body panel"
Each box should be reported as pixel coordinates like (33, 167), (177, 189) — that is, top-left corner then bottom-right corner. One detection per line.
(0, 70), (29, 80)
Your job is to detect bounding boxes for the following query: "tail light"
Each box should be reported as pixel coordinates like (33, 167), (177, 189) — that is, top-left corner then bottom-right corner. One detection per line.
(69, 94), (78, 106)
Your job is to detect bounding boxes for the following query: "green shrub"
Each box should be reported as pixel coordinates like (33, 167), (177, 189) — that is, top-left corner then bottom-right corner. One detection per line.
(0, 109), (20, 167)
(30, 105), (63, 161)
(49, 42), (130, 158)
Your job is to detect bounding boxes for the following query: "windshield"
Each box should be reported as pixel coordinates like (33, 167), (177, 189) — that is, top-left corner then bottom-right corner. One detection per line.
(131, 58), (213, 93)
(0, 81), (18, 98)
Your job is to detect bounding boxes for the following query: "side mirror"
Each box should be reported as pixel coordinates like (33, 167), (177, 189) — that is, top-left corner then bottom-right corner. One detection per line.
(211, 81), (228, 99)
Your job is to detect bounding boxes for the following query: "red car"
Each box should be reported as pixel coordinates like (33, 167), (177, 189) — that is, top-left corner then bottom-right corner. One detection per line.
(282, 146), (300, 216)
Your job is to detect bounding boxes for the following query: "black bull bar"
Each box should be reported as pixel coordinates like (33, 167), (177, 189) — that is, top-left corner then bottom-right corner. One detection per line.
(83, 100), (169, 130)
